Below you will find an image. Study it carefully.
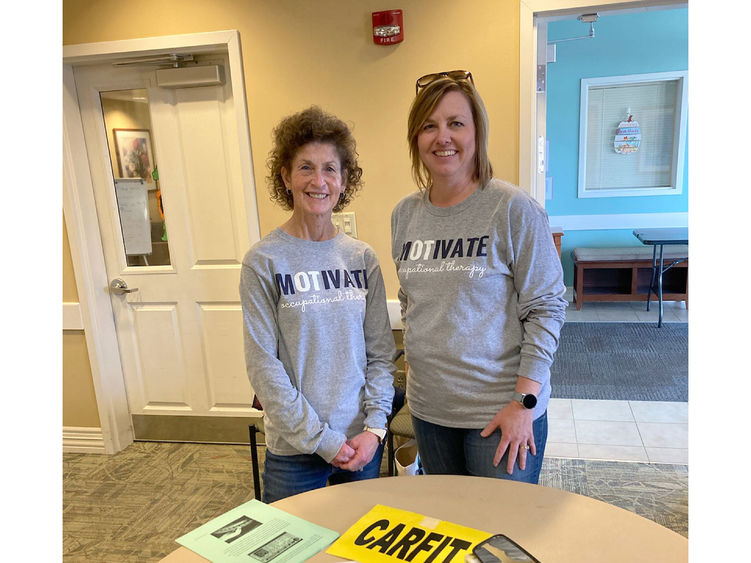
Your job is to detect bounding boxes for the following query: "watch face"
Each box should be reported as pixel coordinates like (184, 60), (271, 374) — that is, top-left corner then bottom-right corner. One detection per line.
(522, 394), (537, 409)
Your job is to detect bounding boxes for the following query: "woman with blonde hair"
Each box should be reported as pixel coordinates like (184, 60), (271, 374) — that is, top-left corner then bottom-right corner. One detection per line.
(391, 72), (566, 483)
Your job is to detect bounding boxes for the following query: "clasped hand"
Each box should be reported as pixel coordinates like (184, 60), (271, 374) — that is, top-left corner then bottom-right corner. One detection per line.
(331, 431), (380, 472)
(480, 403), (536, 475)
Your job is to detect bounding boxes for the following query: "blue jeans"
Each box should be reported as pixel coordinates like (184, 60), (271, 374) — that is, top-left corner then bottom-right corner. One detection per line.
(261, 442), (384, 503)
(411, 411), (548, 484)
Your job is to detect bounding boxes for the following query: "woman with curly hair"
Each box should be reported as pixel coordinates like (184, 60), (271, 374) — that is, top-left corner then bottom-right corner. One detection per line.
(240, 106), (395, 502)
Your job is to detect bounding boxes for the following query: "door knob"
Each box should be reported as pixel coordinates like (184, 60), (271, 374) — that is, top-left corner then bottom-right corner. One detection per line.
(110, 278), (139, 295)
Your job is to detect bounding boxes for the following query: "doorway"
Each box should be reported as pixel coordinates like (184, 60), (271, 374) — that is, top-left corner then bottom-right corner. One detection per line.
(63, 31), (262, 453)
(517, 0), (687, 201)
(521, 2), (688, 288)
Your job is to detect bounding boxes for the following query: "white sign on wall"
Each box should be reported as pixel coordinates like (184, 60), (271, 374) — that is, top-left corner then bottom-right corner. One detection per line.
(114, 178), (152, 256)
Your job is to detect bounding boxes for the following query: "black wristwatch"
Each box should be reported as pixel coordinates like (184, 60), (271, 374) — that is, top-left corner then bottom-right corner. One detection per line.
(512, 392), (537, 409)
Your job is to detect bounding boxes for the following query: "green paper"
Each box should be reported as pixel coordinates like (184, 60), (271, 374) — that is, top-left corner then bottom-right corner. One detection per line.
(176, 499), (339, 562)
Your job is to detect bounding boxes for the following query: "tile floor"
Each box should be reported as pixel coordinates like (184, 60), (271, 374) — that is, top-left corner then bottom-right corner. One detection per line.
(549, 288), (688, 465)
(563, 287), (689, 323)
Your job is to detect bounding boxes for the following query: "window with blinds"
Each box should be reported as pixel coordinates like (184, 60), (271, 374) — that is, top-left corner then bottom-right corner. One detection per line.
(577, 71), (687, 198)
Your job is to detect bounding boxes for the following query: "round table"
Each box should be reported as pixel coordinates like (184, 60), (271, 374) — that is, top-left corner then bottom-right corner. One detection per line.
(161, 474), (687, 562)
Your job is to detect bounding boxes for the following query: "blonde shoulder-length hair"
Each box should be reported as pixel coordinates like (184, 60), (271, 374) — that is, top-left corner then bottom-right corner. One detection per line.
(407, 78), (493, 191)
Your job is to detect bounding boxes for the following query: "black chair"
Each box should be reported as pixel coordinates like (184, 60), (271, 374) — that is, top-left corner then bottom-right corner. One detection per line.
(388, 387), (406, 475)
(248, 395), (265, 500)
(387, 349), (415, 475)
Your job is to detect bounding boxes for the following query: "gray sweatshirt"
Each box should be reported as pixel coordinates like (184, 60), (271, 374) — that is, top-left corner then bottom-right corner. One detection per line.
(391, 179), (566, 426)
(240, 228), (395, 463)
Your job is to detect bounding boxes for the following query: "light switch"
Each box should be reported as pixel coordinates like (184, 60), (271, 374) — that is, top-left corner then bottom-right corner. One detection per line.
(332, 212), (358, 238)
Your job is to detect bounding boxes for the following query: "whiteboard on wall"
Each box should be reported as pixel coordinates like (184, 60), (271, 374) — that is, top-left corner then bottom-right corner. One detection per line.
(114, 178), (152, 256)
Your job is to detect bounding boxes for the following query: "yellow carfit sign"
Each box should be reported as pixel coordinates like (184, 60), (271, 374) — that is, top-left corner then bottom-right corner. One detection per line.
(326, 505), (491, 563)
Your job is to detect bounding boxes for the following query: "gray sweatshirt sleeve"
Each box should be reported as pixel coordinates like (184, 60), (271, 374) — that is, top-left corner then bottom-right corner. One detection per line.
(507, 193), (567, 383)
(240, 261), (346, 462)
(391, 204), (409, 328)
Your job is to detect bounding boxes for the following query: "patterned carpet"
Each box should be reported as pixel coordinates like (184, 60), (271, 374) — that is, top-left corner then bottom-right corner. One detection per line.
(63, 442), (687, 562)
(550, 322), (688, 401)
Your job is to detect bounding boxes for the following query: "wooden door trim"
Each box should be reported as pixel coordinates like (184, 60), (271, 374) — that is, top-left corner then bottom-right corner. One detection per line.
(63, 63), (132, 453)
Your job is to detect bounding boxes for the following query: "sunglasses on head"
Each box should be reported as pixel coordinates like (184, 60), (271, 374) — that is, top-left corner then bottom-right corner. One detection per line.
(415, 70), (474, 94)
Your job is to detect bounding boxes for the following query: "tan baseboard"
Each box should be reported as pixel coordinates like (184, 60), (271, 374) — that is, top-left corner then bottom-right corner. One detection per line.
(63, 426), (106, 453)
(132, 414), (263, 444)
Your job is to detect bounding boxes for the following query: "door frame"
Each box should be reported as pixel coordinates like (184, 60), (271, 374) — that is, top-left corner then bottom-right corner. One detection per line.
(63, 30), (260, 453)
(517, 0), (686, 202)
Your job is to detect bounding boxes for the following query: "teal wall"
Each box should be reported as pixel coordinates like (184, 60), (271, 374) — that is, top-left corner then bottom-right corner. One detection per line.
(546, 7), (688, 284)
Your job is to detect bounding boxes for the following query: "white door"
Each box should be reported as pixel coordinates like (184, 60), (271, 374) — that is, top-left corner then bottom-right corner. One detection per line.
(73, 56), (256, 439)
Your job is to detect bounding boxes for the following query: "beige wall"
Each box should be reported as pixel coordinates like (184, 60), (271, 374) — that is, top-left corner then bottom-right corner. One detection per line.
(63, 0), (520, 295)
(63, 218), (101, 427)
(63, 0), (521, 428)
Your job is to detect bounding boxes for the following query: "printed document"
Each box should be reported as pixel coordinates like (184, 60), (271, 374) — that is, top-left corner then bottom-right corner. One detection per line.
(176, 499), (338, 563)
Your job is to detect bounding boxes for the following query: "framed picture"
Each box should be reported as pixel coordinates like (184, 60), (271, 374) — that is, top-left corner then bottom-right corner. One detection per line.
(577, 71), (687, 198)
(113, 128), (155, 182)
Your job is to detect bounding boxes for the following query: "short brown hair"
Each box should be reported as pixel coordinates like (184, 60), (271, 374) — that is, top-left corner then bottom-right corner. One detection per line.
(267, 106), (363, 212)
(407, 78), (493, 191)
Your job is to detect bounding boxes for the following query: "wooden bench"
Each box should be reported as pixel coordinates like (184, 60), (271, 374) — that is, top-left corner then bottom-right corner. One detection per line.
(572, 246), (688, 310)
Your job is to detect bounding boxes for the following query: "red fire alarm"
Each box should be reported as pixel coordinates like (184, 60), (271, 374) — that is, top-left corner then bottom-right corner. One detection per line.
(372, 9), (404, 45)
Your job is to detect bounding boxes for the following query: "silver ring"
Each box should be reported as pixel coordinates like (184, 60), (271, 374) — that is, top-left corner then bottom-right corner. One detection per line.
(521, 445), (529, 450)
